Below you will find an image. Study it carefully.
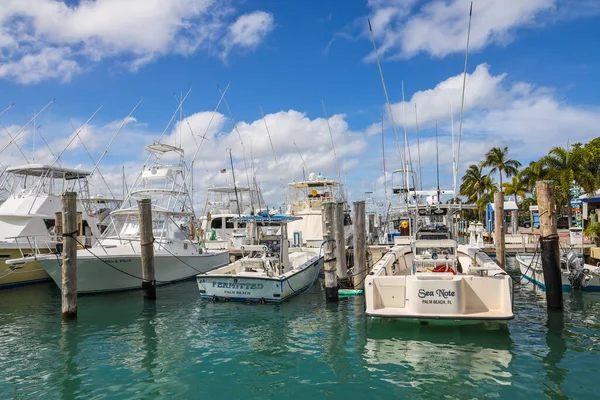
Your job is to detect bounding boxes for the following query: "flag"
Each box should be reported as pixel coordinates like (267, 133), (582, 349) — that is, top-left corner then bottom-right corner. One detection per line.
(220, 169), (226, 173)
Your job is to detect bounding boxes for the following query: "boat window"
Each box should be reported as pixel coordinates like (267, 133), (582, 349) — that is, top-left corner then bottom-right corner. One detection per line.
(225, 217), (234, 229)
(211, 218), (222, 229)
(237, 221), (247, 229)
(43, 219), (55, 231)
(415, 246), (455, 256)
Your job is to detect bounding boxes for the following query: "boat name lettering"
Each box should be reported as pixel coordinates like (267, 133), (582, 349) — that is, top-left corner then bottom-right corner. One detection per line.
(104, 259), (132, 263)
(213, 282), (264, 290)
(418, 289), (456, 299)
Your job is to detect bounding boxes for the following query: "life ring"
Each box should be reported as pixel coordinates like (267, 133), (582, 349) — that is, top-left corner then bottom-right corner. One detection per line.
(432, 265), (456, 275)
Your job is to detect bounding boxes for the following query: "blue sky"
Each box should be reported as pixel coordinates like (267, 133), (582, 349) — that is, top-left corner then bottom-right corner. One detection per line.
(1, 0), (599, 208)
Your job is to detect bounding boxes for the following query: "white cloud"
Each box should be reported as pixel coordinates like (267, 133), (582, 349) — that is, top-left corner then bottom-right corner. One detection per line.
(222, 11), (275, 58)
(380, 62), (600, 185)
(364, 0), (598, 60)
(0, 1), (275, 83)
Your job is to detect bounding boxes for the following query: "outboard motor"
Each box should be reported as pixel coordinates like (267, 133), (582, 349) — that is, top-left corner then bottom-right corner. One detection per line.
(565, 249), (589, 290)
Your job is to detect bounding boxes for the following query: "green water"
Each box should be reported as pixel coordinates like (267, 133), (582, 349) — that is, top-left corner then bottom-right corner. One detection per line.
(1, 258), (599, 399)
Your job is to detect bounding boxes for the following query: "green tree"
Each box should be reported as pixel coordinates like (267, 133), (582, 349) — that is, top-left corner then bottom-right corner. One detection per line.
(541, 146), (596, 227)
(459, 164), (488, 202)
(502, 175), (527, 205)
(482, 146), (522, 188)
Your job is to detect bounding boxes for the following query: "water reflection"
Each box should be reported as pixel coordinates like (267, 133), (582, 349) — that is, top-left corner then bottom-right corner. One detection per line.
(60, 321), (82, 400)
(543, 311), (567, 399)
(363, 321), (514, 394)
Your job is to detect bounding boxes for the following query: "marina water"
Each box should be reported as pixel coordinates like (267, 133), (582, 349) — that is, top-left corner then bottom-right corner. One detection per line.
(1, 257), (599, 399)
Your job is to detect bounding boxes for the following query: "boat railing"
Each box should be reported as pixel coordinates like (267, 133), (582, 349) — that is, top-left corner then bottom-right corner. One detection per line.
(6, 234), (96, 260)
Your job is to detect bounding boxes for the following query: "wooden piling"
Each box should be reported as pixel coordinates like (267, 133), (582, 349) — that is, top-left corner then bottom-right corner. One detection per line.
(138, 198), (156, 300)
(353, 201), (366, 289)
(334, 202), (347, 280)
(368, 213), (375, 245)
(537, 181), (563, 310)
(61, 192), (77, 320)
(494, 191), (505, 270)
(322, 202), (338, 302)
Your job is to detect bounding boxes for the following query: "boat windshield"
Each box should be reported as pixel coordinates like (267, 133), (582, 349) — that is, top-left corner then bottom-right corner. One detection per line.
(415, 246), (455, 257)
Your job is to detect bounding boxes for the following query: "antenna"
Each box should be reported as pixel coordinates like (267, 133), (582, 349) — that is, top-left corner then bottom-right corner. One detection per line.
(90, 99), (143, 177)
(401, 81), (414, 192)
(260, 106), (285, 204)
(367, 18), (406, 173)
(322, 100), (341, 182)
(293, 142), (307, 180)
(218, 84), (255, 212)
(228, 148), (242, 216)
(435, 120), (440, 205)
(456, 1), (473, 180)
(414, 104), (423, 191)
(381, 113), (389, 206)
(0, 99), (55, 157)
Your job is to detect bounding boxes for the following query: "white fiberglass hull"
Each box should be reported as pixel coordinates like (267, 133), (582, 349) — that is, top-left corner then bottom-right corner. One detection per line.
(39, 250), (229, 293)
(365, 244), (514, 325)
(516, 254), (600, 292)
(197, 256), (320, 303)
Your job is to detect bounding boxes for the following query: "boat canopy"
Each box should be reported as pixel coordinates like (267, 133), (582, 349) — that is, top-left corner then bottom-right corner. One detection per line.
(234, 214), (301, 224)
(6, 164), (91, 179)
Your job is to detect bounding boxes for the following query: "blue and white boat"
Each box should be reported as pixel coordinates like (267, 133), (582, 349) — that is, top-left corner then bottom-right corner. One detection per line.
(516, 251), (600, 292)
(197, 215), (321, 303)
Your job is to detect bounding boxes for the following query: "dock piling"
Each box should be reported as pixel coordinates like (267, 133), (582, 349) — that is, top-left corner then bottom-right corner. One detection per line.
(138, 198), (156, 300)
(334, 202), (347, 280)
(353, 201), (366, 289)
(537, 181), (563, 311)
(61, 192), (77, 320)
(322, 202), (338, 302)
(494, 191), (505, 269)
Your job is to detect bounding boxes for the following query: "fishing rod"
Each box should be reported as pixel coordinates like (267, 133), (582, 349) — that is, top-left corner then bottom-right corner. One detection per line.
(52, 105), (102, 165)
(381, 113), (389, 208)
(259, 106), (285, 204)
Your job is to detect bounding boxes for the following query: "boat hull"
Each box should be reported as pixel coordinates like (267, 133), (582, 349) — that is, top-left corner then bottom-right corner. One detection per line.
(39, 251), (229, 293)
(197, 256), (320, 303)
(0, 247), (51, 289)
(516, 255), (600, 292)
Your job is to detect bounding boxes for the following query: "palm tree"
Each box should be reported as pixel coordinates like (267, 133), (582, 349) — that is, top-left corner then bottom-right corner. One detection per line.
(482, 146), (522, 188)
(460, 163), (497, 221)
(459, 164), (487, 202)
(519, 160), (547, 194)
(502, 175), (527, 205)
(541, 146), (596, 227)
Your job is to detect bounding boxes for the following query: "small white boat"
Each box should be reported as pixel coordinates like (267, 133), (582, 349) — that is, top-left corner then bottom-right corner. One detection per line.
(516, 251), (600, 292)
(365, 222), (514, 325)
(197, 215), (321, 303)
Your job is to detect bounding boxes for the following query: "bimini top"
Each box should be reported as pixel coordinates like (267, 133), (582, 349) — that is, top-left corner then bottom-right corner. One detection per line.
(145, 143), (184, 154)
(233, 214), (301, 224)
(5, 164), (91, 179)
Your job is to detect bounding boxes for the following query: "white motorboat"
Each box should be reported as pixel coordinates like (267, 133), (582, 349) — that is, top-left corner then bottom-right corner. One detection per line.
(7, 144), (228, 293)
(199, 186), (264, 251)
(0, 164), (101, 288)
(197, 215), (321, 303)
(365, 216), (514, 325)
(516, 250), (600, 292)
(286, 172), (352, 249)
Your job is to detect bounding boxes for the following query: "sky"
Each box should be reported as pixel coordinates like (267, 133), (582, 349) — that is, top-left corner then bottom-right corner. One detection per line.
(0, 0), (599, 210)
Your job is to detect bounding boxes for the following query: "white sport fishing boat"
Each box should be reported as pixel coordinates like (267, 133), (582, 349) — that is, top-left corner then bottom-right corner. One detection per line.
(7, 144), (228, 293)
(0, 164), (101, 288)
(286, 172), (352, 249)
(199, 186), (264, 251)
(516, 250), (600, 292)
(364, 207), (514, 326)
(197, 215), (321, 303)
